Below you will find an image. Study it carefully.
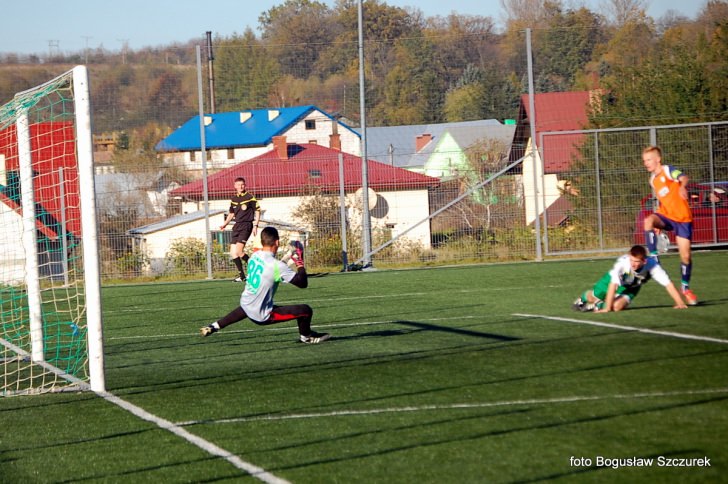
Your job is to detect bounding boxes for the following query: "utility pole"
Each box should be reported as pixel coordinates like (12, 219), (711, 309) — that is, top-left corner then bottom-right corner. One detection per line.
(117, 39), (129, 64)
(47, 40), (59, 59)
(205, 31), (216, 113)
(81, 36), (92, 64)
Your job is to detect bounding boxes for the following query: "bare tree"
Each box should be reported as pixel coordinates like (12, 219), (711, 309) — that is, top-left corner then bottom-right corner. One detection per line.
(600, 0), (650, 26)
(500, 0), (555, 27)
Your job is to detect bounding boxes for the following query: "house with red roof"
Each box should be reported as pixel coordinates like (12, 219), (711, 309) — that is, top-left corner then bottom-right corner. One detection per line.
(509, 91), (593, 225)
(127, 137), (440, 272)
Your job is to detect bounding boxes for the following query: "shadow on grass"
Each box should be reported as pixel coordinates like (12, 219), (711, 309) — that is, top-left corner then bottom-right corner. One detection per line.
(263, 394), (728, 475)
(243, 406), (532, 455)
(199, 339), (728, 423)
(332, 319), (520, 342)
(106, 316), (526, 394)
(106, 323), (728, 407)
(53, 455), (233, 483)
(6, 427), (154, 453)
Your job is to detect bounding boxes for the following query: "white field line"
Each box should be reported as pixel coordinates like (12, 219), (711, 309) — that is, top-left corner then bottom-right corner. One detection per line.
(97, 391), (289, 484)
(1, 343), (287, 483)
(107, 316), (478, 341)
(176, 387), (728, 426)
(514, 313), (728, 344)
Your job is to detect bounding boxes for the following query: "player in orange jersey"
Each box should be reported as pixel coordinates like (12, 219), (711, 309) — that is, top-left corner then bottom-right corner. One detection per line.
(642, 146), (697, 305)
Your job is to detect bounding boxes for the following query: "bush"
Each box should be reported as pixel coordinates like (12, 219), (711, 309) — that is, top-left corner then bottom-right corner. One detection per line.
(116, 250), (149, 277)
(165, 237), (207, 274)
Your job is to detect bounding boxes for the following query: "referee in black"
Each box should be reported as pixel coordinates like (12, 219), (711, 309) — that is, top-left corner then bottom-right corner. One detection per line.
(220, 177), (260, 282)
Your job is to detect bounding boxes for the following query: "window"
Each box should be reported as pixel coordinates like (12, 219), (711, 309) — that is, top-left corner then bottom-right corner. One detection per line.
(189, 151), (196, 162)
(305, 119), (316, 130)
(227, 148), (235, 159)
(309, 140), (318, 145)
(308, 169), (322, 178)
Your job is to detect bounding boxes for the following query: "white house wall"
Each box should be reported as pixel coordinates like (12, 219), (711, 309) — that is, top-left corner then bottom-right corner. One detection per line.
(522, 139), (562, 225)
(281, 111), (361, 156)
(369, 189), (431, 247)
(141, 218), (215, 274)
(181, 188), (432, 249)
(0, 203), (26, 284)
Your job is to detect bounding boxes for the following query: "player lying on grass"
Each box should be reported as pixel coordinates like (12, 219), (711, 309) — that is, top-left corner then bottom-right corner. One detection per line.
(572, 245), (687, 313)
(200, 226), (330, 344)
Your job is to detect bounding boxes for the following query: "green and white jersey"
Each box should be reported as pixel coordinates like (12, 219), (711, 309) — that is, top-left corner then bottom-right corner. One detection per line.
(240, 251), (296, 322)
(607, 255), (671, 289)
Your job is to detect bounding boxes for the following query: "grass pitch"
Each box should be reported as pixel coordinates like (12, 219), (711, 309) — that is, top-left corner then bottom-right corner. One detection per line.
(2, 251), (728, 482)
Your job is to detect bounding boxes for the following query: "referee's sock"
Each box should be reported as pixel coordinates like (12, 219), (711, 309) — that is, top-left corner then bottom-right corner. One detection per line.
(232, 257), (244, 274)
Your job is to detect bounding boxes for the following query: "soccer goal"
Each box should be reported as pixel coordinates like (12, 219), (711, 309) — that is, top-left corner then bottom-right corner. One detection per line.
(0, 66), (104, 396)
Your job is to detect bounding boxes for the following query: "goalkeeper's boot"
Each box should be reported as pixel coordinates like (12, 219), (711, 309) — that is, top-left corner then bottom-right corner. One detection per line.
(299, 331), (330, 344)
(682, 288), (698, 306)
(200, 324), (218, 337)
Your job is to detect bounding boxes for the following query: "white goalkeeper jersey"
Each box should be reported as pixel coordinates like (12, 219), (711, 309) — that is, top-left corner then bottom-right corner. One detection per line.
(240, 250), (296, 322)
(608, 255), (671, 289)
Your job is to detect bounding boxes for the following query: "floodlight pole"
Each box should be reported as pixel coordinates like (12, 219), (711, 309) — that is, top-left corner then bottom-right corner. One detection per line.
(526, 28), (543, 261)
(206, 31), (216, 114)
(358, 0), (372, 267)
(197, 45), (213, 280)
(338, 153), (349, 271)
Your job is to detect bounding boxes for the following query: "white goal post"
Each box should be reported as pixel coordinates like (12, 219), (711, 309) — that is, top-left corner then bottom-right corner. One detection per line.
(1, 66), (105, 395)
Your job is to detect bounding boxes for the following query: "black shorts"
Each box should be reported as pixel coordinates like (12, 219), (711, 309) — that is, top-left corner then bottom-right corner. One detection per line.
(231, 222), (253, 244)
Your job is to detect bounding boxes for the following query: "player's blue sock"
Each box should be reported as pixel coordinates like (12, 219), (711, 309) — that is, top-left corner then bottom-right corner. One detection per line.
(681, 262), (692, 290)
(645, 230), (657, 255)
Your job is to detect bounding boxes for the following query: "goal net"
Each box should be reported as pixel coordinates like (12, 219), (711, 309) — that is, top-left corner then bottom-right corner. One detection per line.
(0, 66), (104, 396)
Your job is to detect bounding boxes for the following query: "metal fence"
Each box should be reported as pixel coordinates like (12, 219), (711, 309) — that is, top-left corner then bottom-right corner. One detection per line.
(540, 122), (728, 255)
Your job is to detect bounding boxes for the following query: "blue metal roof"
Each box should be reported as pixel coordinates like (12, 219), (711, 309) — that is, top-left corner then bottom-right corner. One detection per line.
(155, 105), (358, 152)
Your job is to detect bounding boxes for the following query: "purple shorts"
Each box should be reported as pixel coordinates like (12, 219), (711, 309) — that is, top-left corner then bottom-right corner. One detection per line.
(655, 213), (693, 240)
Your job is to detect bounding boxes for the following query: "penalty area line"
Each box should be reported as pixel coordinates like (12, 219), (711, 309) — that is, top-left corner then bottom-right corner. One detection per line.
(514, 313), (728, 344)
(176, 387), (728, 426)
(97, 391), (290, 484)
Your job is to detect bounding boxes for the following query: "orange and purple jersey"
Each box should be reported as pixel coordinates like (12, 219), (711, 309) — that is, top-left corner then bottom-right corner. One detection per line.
(649, 165), (692, 223)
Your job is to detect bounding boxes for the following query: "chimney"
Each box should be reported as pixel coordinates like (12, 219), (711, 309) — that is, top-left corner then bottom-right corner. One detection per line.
(272, 135), (288, 160)
(329, 133), (341, 151)
(416, 133), (432, 152)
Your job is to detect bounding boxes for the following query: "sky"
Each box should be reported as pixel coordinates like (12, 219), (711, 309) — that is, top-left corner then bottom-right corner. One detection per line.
(0, 0), (710, 56)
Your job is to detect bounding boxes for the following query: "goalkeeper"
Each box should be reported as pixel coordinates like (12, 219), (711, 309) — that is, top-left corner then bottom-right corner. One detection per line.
(572, 245), (687, 312)
(200, 226), (330, 344)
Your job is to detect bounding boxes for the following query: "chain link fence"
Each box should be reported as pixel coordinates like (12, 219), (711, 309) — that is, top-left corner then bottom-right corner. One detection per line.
(541, 122), (728, 255)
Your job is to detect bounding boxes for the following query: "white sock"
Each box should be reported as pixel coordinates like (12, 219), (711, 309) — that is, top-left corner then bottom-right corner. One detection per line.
(211, 322), (220, 330)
